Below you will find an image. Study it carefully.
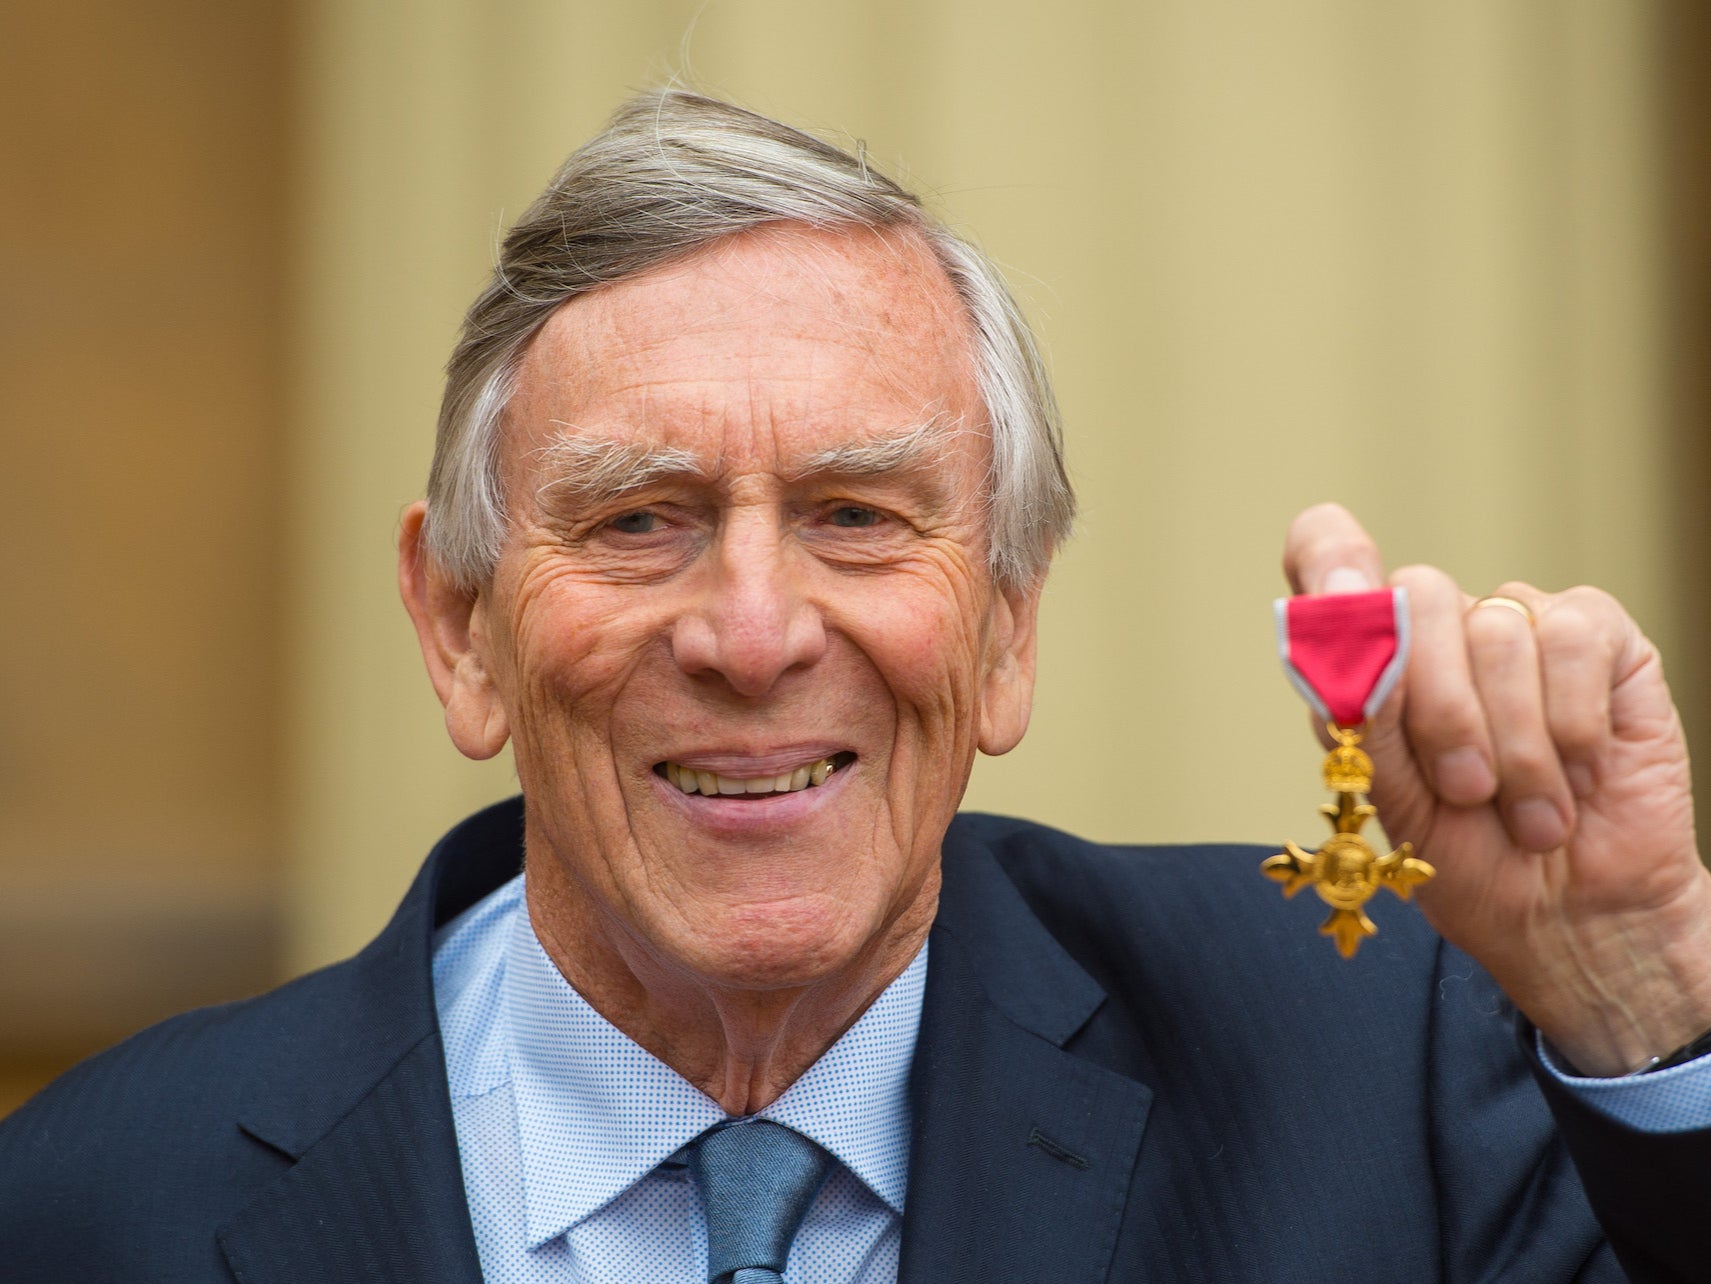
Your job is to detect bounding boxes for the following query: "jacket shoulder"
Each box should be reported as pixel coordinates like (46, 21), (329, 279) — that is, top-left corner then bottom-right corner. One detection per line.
(0, 960), (374, 1274)
(0, 800), (511, 1278)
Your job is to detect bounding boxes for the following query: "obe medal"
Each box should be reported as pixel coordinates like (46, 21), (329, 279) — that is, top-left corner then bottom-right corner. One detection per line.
(1262, 588), (1434, 958)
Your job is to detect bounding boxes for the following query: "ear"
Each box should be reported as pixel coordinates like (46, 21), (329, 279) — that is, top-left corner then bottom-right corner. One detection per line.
(398, 501), (510, 760)
(977, 576), (1042, 757)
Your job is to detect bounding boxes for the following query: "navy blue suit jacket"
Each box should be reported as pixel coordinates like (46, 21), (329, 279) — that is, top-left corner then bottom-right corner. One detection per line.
(0, 800), (1700, 1280)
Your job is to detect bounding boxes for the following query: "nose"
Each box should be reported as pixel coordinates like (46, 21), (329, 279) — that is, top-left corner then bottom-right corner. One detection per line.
(671, 513), (827, 697)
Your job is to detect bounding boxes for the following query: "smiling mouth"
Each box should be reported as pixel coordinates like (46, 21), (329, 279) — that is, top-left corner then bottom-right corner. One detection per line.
(656, 752), (856, 799)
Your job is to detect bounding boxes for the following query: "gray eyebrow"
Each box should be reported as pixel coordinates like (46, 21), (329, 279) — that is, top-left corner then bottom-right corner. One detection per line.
(532, 413), (964, 511)
(786, 414), (962, 482)
(532, 427), (708, 510)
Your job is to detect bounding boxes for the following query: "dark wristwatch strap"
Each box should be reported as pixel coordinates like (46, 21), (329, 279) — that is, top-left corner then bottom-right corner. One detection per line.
(1636, 1024), (1711, 1075)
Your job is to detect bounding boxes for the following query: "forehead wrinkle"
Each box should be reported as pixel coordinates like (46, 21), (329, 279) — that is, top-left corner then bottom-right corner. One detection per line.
(531, 425), (710, 510)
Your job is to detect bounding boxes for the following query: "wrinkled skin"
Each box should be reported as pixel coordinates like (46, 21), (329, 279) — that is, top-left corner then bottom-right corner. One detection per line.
(400, 224), (1039, 1111)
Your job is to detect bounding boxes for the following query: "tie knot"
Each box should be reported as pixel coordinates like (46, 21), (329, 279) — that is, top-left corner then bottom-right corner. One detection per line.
(689, 1119), (833, 1284)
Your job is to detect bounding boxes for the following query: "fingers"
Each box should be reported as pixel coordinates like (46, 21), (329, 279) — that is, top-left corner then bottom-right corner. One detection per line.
(1404, 579), (1624, 851)
(1463, 585), (1574, 850)
(1284, 503), (1385, 595)
(1535, 587), (1624, 799)
(1388, 565), (1495, 804)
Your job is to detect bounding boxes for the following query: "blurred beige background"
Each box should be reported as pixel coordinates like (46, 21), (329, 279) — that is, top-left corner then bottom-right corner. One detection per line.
(4, 0), (1707, 1116)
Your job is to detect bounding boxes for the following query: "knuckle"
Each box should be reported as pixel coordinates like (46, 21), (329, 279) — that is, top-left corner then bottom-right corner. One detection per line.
(1404, 689), (1485, 749)
(1390, 563), (1459, 604)
(1536, 603), (1598, 654)
(1559, 585), (1629, 632)
(1559, 583), (1618, 613)
(1465, 608), (1535, 656)
(1491, 579), (1539, 601)
(1546, 592), (1598, 626)
(1551, 716), (1603, 759)
(1536, 592), (1630, 665)
(1499, 742), (1558, 784)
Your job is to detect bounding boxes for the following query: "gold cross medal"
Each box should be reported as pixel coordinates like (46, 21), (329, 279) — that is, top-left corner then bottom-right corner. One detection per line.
(1263, 588), (1434, 957)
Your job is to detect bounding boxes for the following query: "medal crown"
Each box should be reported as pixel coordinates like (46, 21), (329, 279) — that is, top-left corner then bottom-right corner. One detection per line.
(1322, 742), (1373, 794)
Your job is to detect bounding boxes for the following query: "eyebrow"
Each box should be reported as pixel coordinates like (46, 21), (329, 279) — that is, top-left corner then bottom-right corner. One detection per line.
(532, 428), (708, 511)
(531, 413), (966, 512)
(786, 414), (962, 483)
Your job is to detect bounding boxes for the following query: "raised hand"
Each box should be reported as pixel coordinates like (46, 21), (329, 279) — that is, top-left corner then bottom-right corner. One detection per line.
(1284, 503), (1711, 1075)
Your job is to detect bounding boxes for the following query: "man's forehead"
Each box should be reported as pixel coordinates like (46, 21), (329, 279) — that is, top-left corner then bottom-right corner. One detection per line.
(583, 220), (966, 319)
(502, 223), (984, 487)
(514, 224), (976, 393)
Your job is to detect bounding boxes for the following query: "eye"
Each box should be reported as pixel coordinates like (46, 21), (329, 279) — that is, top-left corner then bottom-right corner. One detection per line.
(608, 510), (661, 535)
(827, 505), (883, 528)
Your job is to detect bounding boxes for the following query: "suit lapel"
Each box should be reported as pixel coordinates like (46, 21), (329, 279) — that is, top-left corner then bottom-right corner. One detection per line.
(217, 1036), (484, 1284)
(899, 828), (1152, 1284)
(216, 800), (525, 1284)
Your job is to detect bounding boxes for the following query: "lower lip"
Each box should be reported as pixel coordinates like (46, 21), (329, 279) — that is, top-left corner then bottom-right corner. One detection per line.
(650, 762), (854, 834)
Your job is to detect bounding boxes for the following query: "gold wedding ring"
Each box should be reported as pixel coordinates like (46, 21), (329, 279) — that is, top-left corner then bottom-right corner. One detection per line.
(1470, 595), (1535, 624)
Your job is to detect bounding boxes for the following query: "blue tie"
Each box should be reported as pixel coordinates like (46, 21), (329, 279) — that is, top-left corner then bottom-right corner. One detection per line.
(689, 1119), (833, 1284)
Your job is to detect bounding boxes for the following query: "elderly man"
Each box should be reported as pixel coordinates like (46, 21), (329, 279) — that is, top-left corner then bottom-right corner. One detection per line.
(3, 91), (1708, 1282)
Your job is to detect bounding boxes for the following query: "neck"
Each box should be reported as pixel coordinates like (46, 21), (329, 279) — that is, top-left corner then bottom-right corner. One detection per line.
(524, 868), (936, 1116)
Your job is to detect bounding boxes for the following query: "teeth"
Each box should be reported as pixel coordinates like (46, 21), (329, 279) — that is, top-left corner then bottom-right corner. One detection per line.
(665, 756), (842, 797)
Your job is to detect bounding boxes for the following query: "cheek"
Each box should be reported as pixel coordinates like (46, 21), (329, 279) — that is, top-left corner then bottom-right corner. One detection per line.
(889, 610), (978, 701)
(839, 564), (991, 724)
(497, 563), (668, 748)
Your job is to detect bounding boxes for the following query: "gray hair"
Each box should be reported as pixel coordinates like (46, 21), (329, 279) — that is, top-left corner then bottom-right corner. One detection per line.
(424, 89), (1074, 592)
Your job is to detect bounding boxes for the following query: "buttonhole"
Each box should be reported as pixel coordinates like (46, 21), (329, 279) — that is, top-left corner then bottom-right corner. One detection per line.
(1026, 1127), (1089, 1170)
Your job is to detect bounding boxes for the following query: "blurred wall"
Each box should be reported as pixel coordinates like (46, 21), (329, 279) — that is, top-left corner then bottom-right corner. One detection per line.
(3, 1), (1700, 1112)
(286, 0), (1682, 970)
(1660, 0), (1711, 864)
(0, 2), (288, 1113)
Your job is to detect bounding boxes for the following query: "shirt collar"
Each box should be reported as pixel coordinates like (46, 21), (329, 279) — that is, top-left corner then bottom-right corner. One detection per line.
(503, 886), (925, 1248)
(759, 947), (922, 1215)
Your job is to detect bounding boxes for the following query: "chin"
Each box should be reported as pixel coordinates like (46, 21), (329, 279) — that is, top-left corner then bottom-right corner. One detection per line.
(676, 899), (875, 992)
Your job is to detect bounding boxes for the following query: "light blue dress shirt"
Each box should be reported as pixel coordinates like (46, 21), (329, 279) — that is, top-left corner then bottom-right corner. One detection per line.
(1538, 1037), (1711, 1131)
(433, 874), (919, 1283)
(434, 872), (1711, 1283)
